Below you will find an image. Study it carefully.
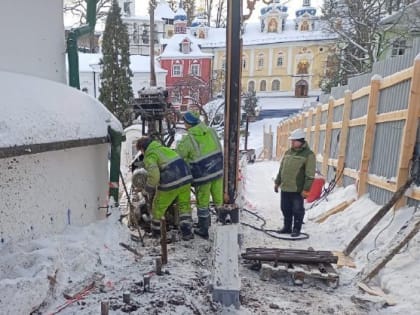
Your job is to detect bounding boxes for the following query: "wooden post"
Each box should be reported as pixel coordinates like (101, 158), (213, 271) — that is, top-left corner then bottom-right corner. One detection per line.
(155, 257), (163, 275)
(394, 56), (420, 209)
(358, 75), (382, 197)
(306, 108), (313, 146)
(322, 97), (335, 177)
(160, 217), (168, 264)
(362, 216), (420, 282)
(337, 90), (352, 187)
(343, 177), (413, 256)
(313, 105), (322, 157)
(101, 300), (109, 315)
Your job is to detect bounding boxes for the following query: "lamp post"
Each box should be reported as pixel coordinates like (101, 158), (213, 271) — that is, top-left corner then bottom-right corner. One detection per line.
(89, 63), (101, 98)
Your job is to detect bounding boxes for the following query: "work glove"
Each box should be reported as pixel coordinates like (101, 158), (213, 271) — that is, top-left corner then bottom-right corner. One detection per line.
(301, 190), (310, 199)
(274, 184), (279, 193)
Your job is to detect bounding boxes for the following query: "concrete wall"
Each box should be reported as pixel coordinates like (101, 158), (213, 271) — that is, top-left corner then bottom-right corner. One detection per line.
(0, 0), (66, 83)
(0, 144), (109, 245)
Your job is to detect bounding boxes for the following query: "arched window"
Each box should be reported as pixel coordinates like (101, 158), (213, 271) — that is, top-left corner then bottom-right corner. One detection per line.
(300, 20), (309, 31)
(260, 80), (266, 91)
(242, 54), (248, 70)
(248, 81), (255, 92)
(276, 52), (284, 67)
(258, 53), (264, 69)
(271, 80), (280, 91)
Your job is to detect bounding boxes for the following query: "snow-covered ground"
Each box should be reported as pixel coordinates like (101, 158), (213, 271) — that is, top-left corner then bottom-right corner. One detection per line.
(1, 99), (420, 314)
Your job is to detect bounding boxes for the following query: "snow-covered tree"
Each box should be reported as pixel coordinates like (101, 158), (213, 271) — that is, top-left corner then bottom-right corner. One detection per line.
(321, 0), (420, 91)
(99, 0), (133, 127)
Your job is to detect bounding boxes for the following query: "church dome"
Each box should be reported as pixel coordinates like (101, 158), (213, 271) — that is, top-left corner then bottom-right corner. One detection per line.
(296, 7), (316, 17)
(174, 8), (187, 21)
(260, 2), (288, 16)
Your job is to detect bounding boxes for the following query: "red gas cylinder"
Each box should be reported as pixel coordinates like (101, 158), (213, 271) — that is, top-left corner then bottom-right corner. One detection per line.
(306, 176), (325, 202)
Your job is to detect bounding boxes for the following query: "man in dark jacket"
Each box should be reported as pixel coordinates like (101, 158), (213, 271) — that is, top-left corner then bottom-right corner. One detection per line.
(274, 128), (315, 237)
(136, 136), (194, 240)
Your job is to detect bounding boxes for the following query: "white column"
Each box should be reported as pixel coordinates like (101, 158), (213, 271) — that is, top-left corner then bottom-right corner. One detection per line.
(287, 46), (293, 90)
(249, 48), (255, 77)
(268, 47), (273, 76)
(0, 0), (66, 83)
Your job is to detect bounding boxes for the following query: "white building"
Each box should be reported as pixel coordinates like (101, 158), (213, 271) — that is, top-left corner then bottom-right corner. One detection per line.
(76, 53), (167, 98)
(0, 0), (122, 244)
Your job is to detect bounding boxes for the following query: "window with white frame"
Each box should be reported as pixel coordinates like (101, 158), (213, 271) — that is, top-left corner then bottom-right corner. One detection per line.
(257, 53), (264, 69)
(276, 54), (283, 67)
(191, 63), (200, 76)
(392, 39), (407, 56)
(172, 64), (182, 76)
(181, 42), (190, 54)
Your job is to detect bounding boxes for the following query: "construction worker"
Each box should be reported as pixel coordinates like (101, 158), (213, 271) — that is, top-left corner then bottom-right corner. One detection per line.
(274, 128), (315, 237)
(176, 111), (223, 239)
(136, 136), (194, 240)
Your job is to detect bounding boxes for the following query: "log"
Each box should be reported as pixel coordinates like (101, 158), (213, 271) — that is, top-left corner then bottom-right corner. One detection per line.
(242, 248), (338, 264)
(357, 282), (396, 306)
(362, 216), (420, 282)
(315, 199), (355, 223)
(101, 300), (110, 315)
(343, 177), (413, 256)
(63, 272), (104, 299)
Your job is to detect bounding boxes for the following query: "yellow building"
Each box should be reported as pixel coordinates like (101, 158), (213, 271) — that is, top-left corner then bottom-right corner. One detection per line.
(192, 0), (337, 97)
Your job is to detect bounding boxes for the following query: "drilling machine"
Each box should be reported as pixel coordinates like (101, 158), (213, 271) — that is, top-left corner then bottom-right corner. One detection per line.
(127, 86), (181, 233)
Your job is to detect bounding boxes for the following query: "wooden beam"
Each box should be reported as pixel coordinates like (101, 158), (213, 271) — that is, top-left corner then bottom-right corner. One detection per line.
(395, 56), (420, 209)
(380, 67), (412, 89)
(343, 168), (359, 179)
(331, 122), (342, 129)
(358, 76), (382, 197)
(343, 177), (413, 256)
(348, 116), (367, 127)
(315, 199), (355, 223)
(313, 105), (322, 156)
(375, 110), (407, 124)
(306, 108), (313, 144)
(366, 175), (396, 192)
(337, 90), (352, 186)
(352, 86), (370, 100)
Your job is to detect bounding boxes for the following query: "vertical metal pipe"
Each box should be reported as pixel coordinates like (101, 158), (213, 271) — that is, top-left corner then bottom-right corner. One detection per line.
(223, 0), (242, 207)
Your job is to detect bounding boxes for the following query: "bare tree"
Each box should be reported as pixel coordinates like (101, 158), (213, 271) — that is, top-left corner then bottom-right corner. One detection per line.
(204, 0), (214, 25)
(183, 0), (196, 26)
(63, 0), (111, 26)
(214, 0), (226, 27)
(320, 0), (419, 91)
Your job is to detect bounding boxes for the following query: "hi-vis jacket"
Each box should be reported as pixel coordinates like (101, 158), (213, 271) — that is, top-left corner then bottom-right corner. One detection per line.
(143, 140), (192, 191)
(176, 122), (223, 185)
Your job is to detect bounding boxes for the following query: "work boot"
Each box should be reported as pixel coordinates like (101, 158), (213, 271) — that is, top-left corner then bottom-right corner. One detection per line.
(194, 208), (209, 239)
(291, 215), (303, 237)
(180, 216), (194, 241)
(278, 217), (292, 234)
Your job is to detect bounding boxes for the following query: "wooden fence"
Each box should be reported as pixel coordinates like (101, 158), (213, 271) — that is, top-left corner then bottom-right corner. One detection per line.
(276, 55), (420, 208)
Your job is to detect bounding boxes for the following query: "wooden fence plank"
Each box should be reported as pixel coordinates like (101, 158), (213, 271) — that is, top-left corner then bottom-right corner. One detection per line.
(395, 56), (420, 209)
(358, 76), (382, 197)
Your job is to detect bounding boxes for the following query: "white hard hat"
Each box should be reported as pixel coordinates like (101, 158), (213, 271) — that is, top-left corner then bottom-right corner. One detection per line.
(288, 128), (306, 140)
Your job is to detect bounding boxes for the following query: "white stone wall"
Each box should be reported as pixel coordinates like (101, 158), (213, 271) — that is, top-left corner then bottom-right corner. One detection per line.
(0, 0), (66, 83)
(0, 144), (110, 245)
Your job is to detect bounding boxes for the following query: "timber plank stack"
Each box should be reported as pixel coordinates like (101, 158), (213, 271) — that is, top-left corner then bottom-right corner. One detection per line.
(242, 248), (340, 288)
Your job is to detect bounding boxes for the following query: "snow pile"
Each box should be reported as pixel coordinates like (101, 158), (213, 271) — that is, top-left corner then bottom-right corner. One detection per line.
(0, 71), (122, 148)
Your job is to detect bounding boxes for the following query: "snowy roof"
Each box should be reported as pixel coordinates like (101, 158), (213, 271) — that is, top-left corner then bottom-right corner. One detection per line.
(296, 6), (317, 17)
(0, 70), (122, 148)
(159, 34), (213, 58)
(173, 21), (337, 48)
(75, 53), (167, 74)
(174, 8), (187, 21)
(155, 0), (175, 19)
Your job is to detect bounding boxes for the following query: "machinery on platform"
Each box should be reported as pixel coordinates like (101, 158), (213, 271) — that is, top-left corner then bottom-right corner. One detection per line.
(125, 86), (182, 233)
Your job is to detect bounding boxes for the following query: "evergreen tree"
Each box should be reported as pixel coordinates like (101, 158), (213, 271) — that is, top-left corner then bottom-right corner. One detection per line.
(99, 0), (133, 127)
